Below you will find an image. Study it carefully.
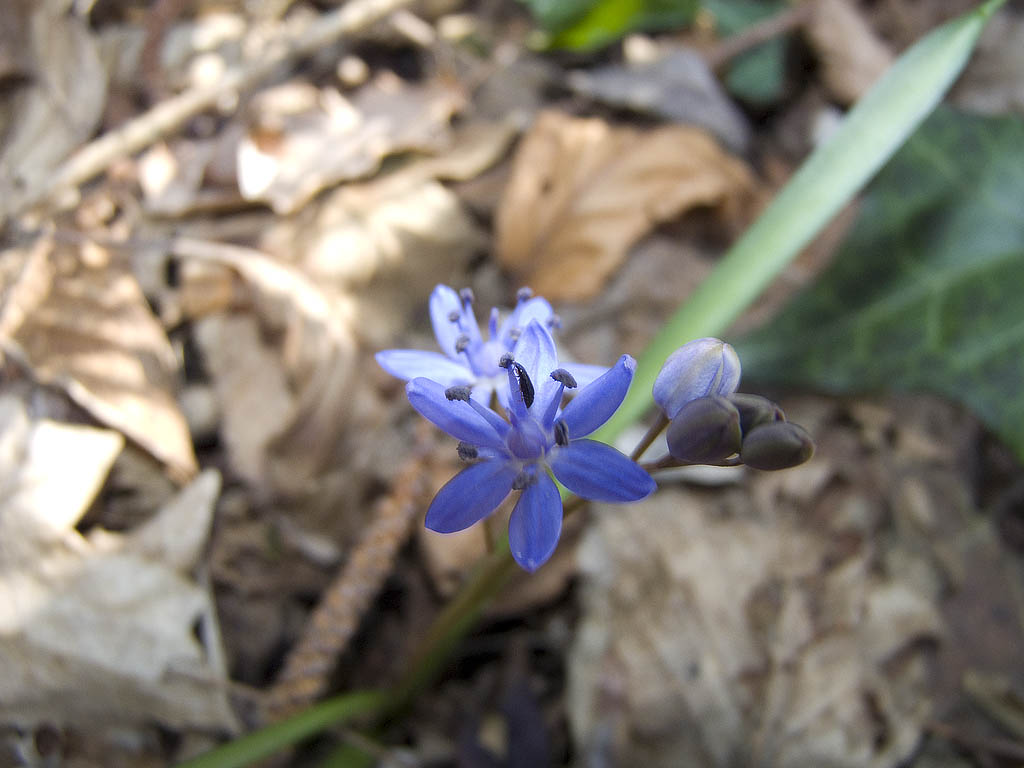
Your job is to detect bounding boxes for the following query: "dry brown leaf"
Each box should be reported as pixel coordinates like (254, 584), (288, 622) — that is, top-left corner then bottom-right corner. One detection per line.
(0, 235), (197, 479)
(0, 0), (107, 204)
(569, 485), (942, 768)
(0, 394), (235, 730)
(237, 72), (464, 214)
(495, 111), (755, 302)
(805, 0), (894, 105)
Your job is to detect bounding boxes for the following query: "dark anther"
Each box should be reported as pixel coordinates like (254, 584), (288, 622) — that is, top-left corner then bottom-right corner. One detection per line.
(547, 314), (562, 330)
(457, 442), (479, 461)
(516, 287), (533, 303)
(507, 328), (522, 342)
(445, 386), (472, 402)
(550, 368), (577, 388)
(455, 335), (471, 354)
(447, 310), (461, 323)
(499, 353), (514, 369)
(554, 420), (569, 446)
(511, 361), (535, 408)
(459, 287), (475, 306)
(512, 470), (534, 490)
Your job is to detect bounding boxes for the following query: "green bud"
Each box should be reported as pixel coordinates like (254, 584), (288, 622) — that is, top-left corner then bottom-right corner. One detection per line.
(665, 395), (742, 464)
(740, 422), (814, 470)
(728, 393), (786, 434)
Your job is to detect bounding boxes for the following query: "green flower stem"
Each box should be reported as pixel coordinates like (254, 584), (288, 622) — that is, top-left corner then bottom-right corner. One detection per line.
(599, 0), (1007, 440)
(174, 690), (388, 768)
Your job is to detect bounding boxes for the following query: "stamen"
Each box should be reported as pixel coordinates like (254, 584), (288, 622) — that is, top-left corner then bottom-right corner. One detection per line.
(447, 310), (460, 323)
(554, 420), (569, 447)
(457, 442), (478, 461)
(547, 314), (562, 330)
(459, 287), (475, 306)
(516, 287), (533, 303)
(511, 361), (535, 409)
(445, 386), (472, 402)
(550, 369), (577, 388)
(498, 353), (514, 369)
(512, 470), (535, 490)
(455, 334), (471, 354)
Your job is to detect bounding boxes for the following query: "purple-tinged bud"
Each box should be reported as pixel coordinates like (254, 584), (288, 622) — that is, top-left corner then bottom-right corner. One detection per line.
(728, 393), (785, 434)
(653, 338), (741, 418)
(740, 422), (814, 470)
(665, 396), (742, 464)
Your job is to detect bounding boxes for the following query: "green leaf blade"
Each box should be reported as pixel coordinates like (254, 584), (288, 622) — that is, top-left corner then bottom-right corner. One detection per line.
(737, 108), (1024, 459)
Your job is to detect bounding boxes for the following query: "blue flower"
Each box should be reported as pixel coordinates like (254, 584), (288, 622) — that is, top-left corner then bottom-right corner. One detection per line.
(652, 337), (741, 418)
(376, 284), (605, 406)
(406, 321), (655, 571)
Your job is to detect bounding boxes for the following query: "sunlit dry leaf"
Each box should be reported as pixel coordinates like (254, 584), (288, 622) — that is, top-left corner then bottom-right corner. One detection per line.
(805, 0), (894, 105)
(0, 235), (197, 479)
(0, 0), (106, 204)
(0, 395), (234, 730)
(237, 72), (464, 214)
(496, 111), (755, 301)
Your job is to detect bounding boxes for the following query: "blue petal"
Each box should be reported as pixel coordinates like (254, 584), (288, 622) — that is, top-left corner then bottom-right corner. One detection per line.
(407, 378), (509, 450)
(501, 296), (553, 344)
(508, 473), (562, 571)
(560, 362), (608, 390)
(425, 460), (518, 533)
(376, 349), (474, 385)
(652, 338), (741, 418)
(514, 320), (558, 382)
(550, 439), (656, 502)
(429, 284), (467, 358)
(559, 355), (635, 438)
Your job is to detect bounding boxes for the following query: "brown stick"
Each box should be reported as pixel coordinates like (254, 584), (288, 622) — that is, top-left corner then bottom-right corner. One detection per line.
(704, 2), (814, 70)
(1, 0), (414, 223)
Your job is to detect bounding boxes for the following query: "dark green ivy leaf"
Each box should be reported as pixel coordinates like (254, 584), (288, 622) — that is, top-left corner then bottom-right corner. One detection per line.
(736, 107), (1024, 459)
(702, 0), (789, 105)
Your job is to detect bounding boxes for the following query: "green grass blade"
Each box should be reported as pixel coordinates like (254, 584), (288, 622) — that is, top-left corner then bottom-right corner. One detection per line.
(174, 690), (387, 768)
(598, 0), (1006, 440)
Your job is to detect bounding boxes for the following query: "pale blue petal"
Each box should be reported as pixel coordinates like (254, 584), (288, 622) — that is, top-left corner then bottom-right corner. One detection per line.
(376, 349), (473, 385)
(515, 320), (558, 387)
(560, 362), (608, 390)
(508, 473), (562, 571)
(550, 439), (656, 502)
(429, 284), (466, 359)
(559, 355), (635, 438)
(425, 460), (518, 533)
(500, 297), (553, 344)
(652, 338), (741, 418)
(407, 378), (509, 450)
(536, 377), (564, 429)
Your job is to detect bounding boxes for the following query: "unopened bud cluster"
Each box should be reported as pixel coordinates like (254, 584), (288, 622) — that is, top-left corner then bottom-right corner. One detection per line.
(653, 338), (813, 471)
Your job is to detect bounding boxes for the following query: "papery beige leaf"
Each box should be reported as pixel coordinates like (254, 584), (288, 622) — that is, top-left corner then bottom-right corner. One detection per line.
(0, 235), (197, 479)
(569, 484), (942, 768)
(237, 72), (464, 214)
(805, 0), (894, 105)
(496, 111), (755, 302)
(0, 0), (107, 201)
(0, 395), (234, 730)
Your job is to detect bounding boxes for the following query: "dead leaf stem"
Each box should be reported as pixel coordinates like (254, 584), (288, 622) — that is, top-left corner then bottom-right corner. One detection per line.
(0, 0), (414, 224)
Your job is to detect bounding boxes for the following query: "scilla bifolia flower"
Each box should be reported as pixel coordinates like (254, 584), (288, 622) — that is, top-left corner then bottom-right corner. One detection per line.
(406, 321), (655, 571)
(377, 284), (604, 407)
(653, 337), (741, 418)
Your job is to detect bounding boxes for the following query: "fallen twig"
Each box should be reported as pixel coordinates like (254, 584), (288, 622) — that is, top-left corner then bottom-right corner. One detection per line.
(1, 0), (414, 224)
(704, 1), (813, 70)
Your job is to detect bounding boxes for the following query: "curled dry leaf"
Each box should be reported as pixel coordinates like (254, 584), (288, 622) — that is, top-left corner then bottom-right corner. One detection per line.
(0, 234), (197, 480)
(0, 0), (107, 205)
(0, 394), (235, 730)
(804, 0), (894, 105)
(237, 72), (465, 214)
(496, 111), (755, 302)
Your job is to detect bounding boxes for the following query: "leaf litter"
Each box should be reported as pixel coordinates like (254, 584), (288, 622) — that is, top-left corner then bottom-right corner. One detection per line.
(0, 0), (1023, 764)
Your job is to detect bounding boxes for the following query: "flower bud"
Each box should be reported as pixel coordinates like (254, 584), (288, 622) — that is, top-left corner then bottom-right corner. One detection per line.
(728, 393), (785, 435)
(653, 338), (741, 418)
(665, 396), (742, 464)
(740, 422), (814, 470)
